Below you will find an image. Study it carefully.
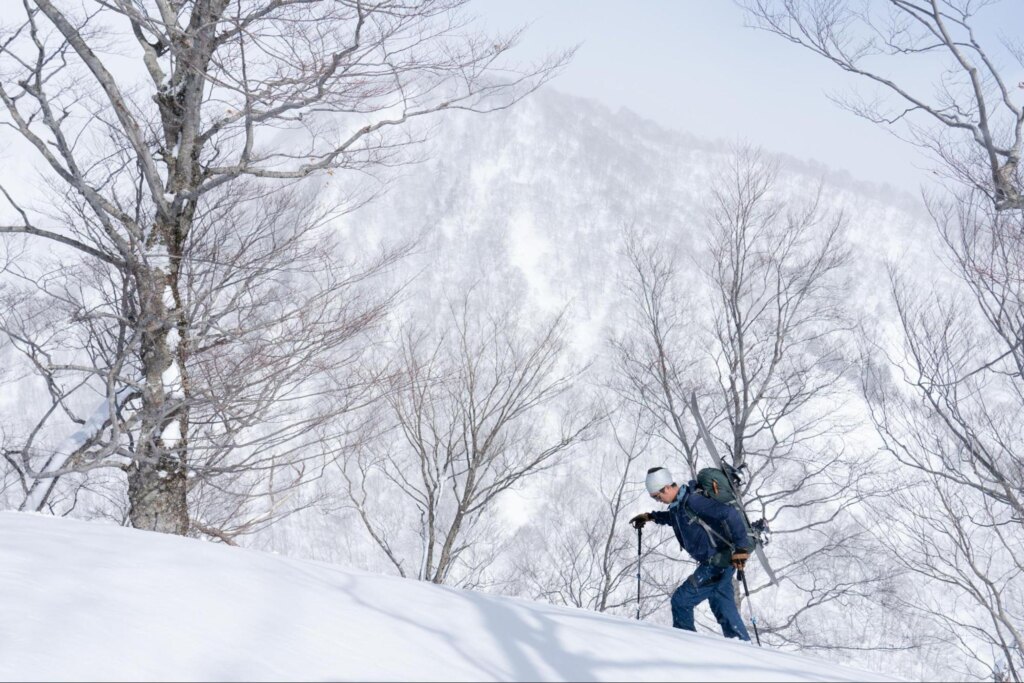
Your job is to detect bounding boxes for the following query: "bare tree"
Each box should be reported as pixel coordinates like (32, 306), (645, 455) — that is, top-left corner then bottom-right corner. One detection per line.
(705, 147), (856, 537)
(863, 191), (1024, 680)
(505, 404), (684, 618)
(743, 0), (1024, 210)
(0, 0), (570, 534)
(0, 179), (404, 541)
(744, 1), (1024, 674)
(610, 228), (705, 477)
(343, 289), (597, 586)
(612, 148), (899, 653)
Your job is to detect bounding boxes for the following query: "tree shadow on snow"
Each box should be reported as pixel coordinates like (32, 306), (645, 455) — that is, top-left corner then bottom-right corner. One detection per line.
(279, 564), (867, 683)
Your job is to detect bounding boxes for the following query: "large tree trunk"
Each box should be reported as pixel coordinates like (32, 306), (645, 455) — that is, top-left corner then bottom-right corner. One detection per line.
(127, 247), (190, 534)
(127, 461), (189, 534)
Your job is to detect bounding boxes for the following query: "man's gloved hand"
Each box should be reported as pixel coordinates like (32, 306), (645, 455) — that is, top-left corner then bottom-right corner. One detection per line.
(629, 512), (653, 530)
(731, 550), (751, 571)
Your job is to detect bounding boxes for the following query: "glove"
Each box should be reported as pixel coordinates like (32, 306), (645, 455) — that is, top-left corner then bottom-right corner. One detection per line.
(629, 512), (653, 530)
(731, 550), (751, 571)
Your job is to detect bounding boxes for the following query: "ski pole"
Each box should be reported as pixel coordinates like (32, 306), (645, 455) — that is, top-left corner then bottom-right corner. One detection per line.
(739, 570), (762, 647)
(636, 526), (642, 620)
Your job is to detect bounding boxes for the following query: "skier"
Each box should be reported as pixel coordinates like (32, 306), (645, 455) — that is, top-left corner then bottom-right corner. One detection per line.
(630, 466), (753, 641)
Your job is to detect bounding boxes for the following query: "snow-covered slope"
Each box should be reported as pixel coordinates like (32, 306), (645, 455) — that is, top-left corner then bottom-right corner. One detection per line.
(0, 513), (894, 682)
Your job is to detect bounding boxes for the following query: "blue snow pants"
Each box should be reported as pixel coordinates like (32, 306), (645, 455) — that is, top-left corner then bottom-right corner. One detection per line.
(670, 563), (750, 641)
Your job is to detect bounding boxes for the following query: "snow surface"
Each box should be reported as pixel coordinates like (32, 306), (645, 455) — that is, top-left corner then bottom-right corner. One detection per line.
(0, 512), (896, 682)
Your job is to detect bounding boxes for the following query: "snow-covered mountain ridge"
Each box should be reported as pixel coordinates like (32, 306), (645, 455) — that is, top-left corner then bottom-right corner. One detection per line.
(0, 512), (896, 682)
(329, 87), (937, 357)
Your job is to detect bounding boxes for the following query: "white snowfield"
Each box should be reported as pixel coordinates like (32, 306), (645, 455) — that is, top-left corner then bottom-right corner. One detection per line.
(0, 512), (895, 682)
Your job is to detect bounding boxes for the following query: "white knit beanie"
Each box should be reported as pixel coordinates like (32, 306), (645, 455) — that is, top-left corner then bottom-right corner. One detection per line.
(645, 467), (675, 495)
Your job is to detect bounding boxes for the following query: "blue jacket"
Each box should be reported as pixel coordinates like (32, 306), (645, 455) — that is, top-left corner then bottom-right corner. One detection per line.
(650, 481), (752, 565)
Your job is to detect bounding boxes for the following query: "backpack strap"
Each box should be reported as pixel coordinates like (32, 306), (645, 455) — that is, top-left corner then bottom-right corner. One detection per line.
(683, 495), (736, 551)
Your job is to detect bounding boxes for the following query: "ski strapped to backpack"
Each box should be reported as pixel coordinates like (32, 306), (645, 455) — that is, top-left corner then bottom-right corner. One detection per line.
(688, 393), (779, 586)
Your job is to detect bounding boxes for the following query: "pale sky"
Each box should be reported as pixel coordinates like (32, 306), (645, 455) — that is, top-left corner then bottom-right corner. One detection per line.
(474, 0), (1024, 195)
